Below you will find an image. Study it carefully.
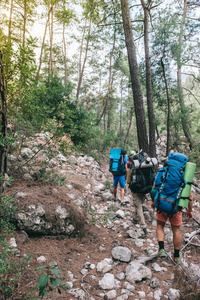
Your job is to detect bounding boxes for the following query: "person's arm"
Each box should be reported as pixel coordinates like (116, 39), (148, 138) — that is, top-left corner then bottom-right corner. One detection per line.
(125, 163), (128, 179)
(151, 182), (156, 209)
(187, 193), (193, 219)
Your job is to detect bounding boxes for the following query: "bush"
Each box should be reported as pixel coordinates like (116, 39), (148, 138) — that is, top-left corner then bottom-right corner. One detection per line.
(10, 74), (94, 150)
(0, 196), (16, 235)
(0, 241), (31, 299)
(35, 262), (69, 298)
(0, 195), (31, 299)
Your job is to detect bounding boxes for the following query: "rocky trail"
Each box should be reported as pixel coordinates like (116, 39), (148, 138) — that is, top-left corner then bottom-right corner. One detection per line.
(3, 133), (200, 300)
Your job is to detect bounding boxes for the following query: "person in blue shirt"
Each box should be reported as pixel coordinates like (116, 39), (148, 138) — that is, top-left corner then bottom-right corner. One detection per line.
(113, 155), (128, 206)
(124, 150), (129, 162)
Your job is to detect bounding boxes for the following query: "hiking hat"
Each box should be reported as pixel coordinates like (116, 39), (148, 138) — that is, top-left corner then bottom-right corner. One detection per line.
(129, 150), (136, 156)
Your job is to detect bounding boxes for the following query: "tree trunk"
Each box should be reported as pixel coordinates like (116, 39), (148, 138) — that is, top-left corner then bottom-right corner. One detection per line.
(76, 19), (91, 102)
(161, 57), (170, 156)
(107, 24), (116, 132)
(120, 79), (123, 141)
(6, 0), (14, 76)
(177, 0), (194, 149)
(63, 24), (67, 86)
(124, 107), (133, 146)
(0, 52), (8, 194)
(8, 0), (13, 41)
(141, 0), (156, 157)
(36, 6), (52, 82)
(97, 71), (102, 118)
(120, 0), (148, 152)
(77, 19), (86, 103)
(23, 0), (27, 47)
(49, 2), (54, 72)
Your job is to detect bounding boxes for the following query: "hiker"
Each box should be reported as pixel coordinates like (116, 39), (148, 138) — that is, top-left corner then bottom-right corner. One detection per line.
(127, 150), (136, 168)
(109, 148), (128, 206)
(132, 192), (147, 233)
(151, 191), (193, 264)
(129, 151), (157, 235)
(124, 150), (129, 162)
(151, 152), (195, 264)
(113, 156), (128, 206)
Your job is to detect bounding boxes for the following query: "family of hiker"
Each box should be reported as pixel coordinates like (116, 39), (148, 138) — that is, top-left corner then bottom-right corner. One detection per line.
(109, 148), (195, 265)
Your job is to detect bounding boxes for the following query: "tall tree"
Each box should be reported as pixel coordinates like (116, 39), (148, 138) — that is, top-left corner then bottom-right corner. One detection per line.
(140, 0), (156, 156)
(49, 0), (54, 72)
(5, 0), (14, 76)
(120, 0), (148, 152)
(107, 10), (116, 132)
(55, 2), (76, 85)
(76, 19), (91, 101)
(36, 6), (52, 81)
(160, 56), (171, 156)
(0, 51), (8, 194)
(175, 0), (195, 149)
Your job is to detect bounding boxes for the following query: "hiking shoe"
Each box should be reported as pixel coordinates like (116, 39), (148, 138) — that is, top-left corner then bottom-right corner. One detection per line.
(157, 249), (167, 258)
(120, 202), (126, 207)
(174, 251), (182, 265)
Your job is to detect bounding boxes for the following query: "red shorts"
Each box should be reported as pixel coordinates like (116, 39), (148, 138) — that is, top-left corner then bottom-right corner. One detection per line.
(156, 211), (182, 226)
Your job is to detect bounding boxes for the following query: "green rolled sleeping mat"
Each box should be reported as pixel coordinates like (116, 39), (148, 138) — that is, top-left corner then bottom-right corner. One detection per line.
(178, 162), (196, 208)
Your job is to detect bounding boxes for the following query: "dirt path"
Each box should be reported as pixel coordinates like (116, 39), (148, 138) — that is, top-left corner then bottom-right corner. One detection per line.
(6, 161), (200, 299)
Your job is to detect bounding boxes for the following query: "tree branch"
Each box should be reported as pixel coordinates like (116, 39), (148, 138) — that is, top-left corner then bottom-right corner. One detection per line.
(181, 72), (200, 82)
(183, 87), (200, 105)
(96, 104), (107, 126)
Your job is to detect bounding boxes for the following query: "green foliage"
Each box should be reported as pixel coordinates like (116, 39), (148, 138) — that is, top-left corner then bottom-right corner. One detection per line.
(32, 168), (67, 186)
(0, 196), (16, 235)
(11, 74), (94, 149)
(0, 195), (31, 299)
(0, 240), (31, 299)
(86, 127), (120, 154)
(187, 144), (200, 179)
(35, 262), (69, 299)
(105, 180), (110, 189)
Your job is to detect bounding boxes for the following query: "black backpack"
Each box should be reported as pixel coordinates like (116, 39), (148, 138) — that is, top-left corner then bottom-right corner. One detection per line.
(129, 151), (157, 194)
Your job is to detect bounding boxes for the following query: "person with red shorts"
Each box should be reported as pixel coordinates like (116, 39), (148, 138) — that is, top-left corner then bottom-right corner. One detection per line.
(151, 193), (193, 264)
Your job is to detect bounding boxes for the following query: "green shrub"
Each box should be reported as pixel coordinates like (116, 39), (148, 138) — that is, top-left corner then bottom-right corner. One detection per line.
(35, 262), (69, 298)
(0, 241), (31, 299)
(0, 195), (16, 235)
(14, 74), (94, 149)
(32, 168), (67, 186)
(0, 195), (31, 299)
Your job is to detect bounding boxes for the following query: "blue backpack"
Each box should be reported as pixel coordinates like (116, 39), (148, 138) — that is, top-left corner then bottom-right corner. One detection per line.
(109, 148), (126, 175)
(153, 152), (188, 216)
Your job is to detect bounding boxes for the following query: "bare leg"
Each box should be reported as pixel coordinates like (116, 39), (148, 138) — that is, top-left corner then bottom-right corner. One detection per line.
(121, 187), (125, 202)
(157, 220), (165, 241)
(113, 185), (117, 199)
(171, 225), (181, 250)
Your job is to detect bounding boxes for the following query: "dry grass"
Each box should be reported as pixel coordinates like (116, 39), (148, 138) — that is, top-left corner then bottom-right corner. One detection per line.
(174, 267), (200, 300)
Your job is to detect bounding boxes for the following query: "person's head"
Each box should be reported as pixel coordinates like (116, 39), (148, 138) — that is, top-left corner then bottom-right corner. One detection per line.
(129, 150), (136, 156)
